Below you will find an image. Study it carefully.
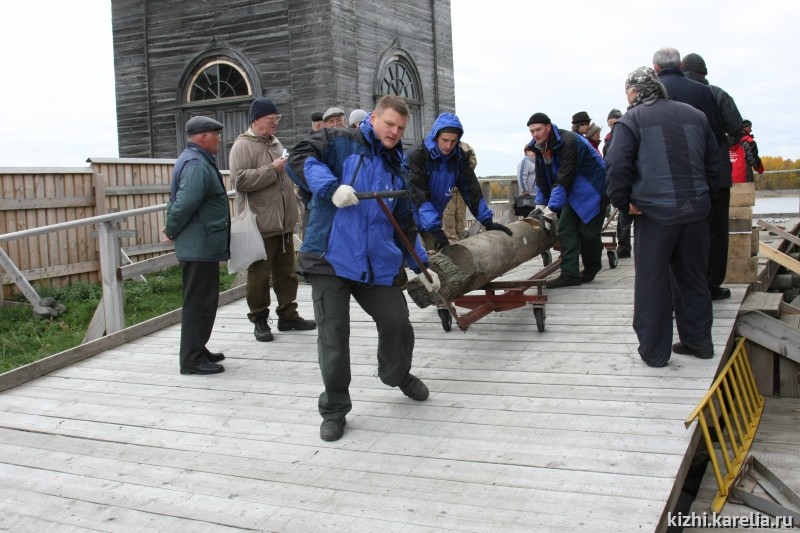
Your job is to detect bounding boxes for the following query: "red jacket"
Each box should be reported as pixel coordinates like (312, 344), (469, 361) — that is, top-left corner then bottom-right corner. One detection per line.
(729, 133), (764, 183)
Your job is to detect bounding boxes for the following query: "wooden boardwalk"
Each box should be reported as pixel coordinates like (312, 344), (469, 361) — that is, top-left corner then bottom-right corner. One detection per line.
(0, 255), (745, 532)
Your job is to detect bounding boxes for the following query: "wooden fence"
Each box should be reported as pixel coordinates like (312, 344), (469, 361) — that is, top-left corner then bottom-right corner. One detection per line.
(1, 159), (233, 297)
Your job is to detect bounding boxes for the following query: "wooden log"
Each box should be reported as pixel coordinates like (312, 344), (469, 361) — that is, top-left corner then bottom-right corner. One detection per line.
(406, 219), (556, 308)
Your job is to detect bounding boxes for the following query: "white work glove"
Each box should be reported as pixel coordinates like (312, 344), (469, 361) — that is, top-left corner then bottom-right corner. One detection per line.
(418, 270), (441, 293)
(535, 204), (545, 212)
(332, 185), (359, 208)
(542, 206), (558, 222)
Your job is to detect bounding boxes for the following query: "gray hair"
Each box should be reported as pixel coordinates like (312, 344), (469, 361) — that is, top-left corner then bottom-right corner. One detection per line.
(652, 47), (681, 69)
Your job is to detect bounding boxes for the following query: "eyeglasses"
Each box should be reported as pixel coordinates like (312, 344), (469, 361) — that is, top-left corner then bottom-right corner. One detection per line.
(266, 114), (282, 123)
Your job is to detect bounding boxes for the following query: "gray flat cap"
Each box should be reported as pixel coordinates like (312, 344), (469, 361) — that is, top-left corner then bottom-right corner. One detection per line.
(323, 107), (345, 121)
(186, 116), (224, 135)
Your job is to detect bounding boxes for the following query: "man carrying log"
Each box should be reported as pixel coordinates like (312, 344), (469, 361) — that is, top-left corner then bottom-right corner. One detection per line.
(526, 112), (607, 288)
(286, 95), (440, 442)
(407, 113), (512, 251)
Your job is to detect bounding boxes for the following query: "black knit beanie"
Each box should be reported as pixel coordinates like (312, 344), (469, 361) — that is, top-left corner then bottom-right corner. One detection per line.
(250, 97), (279, 123)
(527, 112), (551, 126)
(681, 53), (708, 75)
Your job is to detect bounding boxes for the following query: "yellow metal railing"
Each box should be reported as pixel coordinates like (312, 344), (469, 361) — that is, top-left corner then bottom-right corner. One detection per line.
(684, 337), (765, 512)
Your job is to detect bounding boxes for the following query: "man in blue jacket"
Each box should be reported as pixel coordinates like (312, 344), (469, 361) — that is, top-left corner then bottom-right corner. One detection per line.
(165, 116), (230, 375)
(526, 113), (607, 288)
(407, 113), (512, 250)
(606, 67), (720, 367)
(287, 95), (440, 442)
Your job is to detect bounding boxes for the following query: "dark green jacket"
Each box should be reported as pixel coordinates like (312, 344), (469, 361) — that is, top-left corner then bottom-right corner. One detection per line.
(166, 143), (230, 262)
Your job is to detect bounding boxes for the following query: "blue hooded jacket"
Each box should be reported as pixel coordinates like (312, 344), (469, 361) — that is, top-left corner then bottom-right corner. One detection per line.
(286, 115), (428, 286)
(527, 125), (607, 223)
(407, 113), (493, 232)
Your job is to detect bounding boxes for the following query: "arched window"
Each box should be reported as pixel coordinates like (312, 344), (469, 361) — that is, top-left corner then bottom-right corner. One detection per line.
(177, 52), (260, 170)
(381, 61), (417, 100)
(187, 59), (252, 102)
(376, 48), (423, 148)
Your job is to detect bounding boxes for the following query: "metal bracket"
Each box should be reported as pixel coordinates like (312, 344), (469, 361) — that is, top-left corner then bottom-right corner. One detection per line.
(729, 455), (800, 524)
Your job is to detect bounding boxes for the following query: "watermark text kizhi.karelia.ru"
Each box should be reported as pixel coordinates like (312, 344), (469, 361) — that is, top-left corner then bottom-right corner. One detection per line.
(668, 511), (794, 528)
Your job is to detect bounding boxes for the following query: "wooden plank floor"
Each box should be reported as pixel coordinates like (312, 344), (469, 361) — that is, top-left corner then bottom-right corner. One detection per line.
(0, 254), (746, 532)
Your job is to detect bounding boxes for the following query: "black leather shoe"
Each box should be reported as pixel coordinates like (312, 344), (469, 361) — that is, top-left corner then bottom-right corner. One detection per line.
(180, 361), (225, 375)
(672, 342), (714, 359)
(546, 274), (582, 289)
(580, 270), (598, 283)
(710, 287), (731, 301)
(399, 373), (429, 401)
(277, 318), (317, 331)
(320, 418), (346, 441)
(204, 349), (225, 363)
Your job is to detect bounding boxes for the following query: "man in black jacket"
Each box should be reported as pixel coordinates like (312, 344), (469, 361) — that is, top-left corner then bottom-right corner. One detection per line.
(653, 47), (733, 300)
(606, 67), (720, 368)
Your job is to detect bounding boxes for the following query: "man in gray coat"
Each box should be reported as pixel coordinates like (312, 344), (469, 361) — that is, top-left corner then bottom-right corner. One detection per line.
(606, 67), (720, 368)
(165, 116), (230, 375)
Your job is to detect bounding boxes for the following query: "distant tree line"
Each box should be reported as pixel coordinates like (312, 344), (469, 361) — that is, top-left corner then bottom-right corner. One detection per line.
(760, 156), (800, 191)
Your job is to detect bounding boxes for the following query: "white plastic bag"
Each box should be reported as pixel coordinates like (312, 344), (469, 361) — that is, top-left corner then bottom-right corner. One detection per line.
(227, 195), (267, 273)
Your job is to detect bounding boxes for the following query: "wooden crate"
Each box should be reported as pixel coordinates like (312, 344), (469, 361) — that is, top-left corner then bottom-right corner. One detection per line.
(730, 182), (756, 207)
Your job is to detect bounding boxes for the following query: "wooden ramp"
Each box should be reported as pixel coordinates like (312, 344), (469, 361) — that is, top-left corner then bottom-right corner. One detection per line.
(0, 255), (745, 532)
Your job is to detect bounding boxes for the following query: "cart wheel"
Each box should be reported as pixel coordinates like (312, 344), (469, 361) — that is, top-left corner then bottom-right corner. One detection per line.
(541, 250), (552, 267)
(607, 249), (618, 269)
(533, 307), (545, 332)
(438, 308), (452, 332)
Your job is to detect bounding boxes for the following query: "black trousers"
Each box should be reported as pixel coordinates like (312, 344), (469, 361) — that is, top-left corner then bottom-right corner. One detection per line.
(633, 216), (713, 367)
(616, 210), (632, 255)
(707, 187), (730, 289)
(179, 261), (220, 369)
(310, 274), (414, 420)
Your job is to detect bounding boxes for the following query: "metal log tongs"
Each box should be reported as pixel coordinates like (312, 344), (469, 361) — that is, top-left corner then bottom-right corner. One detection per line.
(354, 190), (469, 331)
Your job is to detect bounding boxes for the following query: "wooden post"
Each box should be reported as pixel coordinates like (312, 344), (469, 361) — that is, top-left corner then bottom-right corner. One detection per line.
(97, 220), (125, 333)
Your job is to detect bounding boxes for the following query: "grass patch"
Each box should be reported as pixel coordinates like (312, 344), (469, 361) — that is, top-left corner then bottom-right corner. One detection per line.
(0, 264), (237, 373)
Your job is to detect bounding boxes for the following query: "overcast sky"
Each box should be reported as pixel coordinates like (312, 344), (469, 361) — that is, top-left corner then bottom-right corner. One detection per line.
(1, 0), (797, 176)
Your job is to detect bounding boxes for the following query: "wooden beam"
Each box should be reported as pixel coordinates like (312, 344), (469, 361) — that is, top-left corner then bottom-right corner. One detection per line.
(97, 221), (125, 333)
(0, 246), (41, 306)
(756, 220), (800, 248)
(736, 310), (800, 365)
(0, 196), (95, 211)
(119, 252), (179, 281)
(759, 241), (800, 276)
(1, 261), (99, 285)
(0, 283), (246, 392)
(105, 185), (171, 196)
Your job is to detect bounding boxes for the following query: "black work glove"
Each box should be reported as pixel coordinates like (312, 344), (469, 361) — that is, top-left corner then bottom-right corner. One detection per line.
(431, 228), (450, 250)
(483, 221), (513, 237)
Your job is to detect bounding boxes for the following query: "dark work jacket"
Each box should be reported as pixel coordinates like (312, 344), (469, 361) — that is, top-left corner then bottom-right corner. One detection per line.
(166, 142), (230, 262)
(286, 119), (427, 286)
(605, 98), (720, 226)
(658, 67), (731, 187)
(407, 113), (493, 232)
(684, 71), (743, 188)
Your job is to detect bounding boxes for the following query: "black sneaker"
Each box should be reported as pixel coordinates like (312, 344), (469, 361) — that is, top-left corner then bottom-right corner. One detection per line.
(399, 373), (429, 401)
(546, 274), (582, 289)
(254, 319), (274, 342)
(320, 418), (346, 441)
(277, 318), (317, 331)
(672, 342), (714, 359)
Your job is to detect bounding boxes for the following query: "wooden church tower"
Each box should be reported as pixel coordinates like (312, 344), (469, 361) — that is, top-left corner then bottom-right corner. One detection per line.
(111, 0), (455, 169)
